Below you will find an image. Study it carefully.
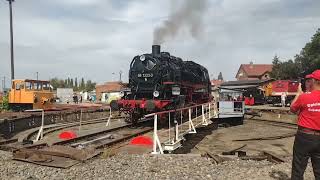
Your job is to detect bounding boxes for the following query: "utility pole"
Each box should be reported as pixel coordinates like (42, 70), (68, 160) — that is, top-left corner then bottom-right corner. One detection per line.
(3, 76), (6, 92)
(1, 78), (3, 92)
(7, 0), (15, 81)
(119, 70), (123, 82)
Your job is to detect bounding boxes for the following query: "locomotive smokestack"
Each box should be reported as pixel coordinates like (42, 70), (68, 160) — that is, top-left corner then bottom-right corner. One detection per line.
(152, 45), (161, 56)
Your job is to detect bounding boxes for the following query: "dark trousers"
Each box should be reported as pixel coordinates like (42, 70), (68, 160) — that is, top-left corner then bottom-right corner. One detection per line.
(291, 131), (320, 180)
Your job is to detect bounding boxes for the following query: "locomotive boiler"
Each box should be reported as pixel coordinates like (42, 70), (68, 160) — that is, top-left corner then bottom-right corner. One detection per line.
(112, 45), (211, 122)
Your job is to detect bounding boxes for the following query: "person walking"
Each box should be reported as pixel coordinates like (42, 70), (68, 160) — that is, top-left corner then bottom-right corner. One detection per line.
(290, 70), (320, 180)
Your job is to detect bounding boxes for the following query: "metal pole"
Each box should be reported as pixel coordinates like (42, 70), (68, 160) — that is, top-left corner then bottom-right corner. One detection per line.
(189, 109), (191, 130)
(8, 0), (15, 80)
(209, 103), (211, 119)
(153, 114), (157, 153)
(119, 70), (123, 82)
(41, 110), (44, 139)
(3, 76), (5, 91)
(168, 112), (171, 143)
(1, 77), (4, 92)
(36, 72), (38, 80)
(79, 109), (82, 135)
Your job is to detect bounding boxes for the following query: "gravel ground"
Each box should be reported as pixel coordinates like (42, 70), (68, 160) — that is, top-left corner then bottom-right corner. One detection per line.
(0, 150), (315, 180)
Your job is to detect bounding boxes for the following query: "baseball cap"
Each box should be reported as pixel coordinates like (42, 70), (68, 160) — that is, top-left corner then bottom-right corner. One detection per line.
(306, 70), (320, 80)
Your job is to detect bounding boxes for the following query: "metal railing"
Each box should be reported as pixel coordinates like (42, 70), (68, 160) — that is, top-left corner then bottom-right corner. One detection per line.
(25, 107), (113, 142)
(145, 101), (217, 154)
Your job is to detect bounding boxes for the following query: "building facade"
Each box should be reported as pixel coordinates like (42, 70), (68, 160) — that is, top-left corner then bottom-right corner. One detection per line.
(236, 62), (273, 81)
(95, 81), (126, 102)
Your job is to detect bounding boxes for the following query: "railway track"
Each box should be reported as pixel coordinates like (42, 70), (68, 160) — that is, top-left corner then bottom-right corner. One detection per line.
(0, 116), (124, 150)
(0, 117), (154, 168)
(0, 107), (113, 138)
(246, 117), (297, 129)
(25, 116), (124, 142)
(52, 119), (153, 148)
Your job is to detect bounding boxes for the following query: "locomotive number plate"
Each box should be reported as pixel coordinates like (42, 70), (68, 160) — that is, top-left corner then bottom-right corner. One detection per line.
(138, 73), (153, 78)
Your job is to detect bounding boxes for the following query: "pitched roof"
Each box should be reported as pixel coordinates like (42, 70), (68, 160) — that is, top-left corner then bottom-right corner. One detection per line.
(221, 79), (274, 87)
(211, 79), (224, 87)
(96, 81), (125, 93)
(237, 64), (273, 78)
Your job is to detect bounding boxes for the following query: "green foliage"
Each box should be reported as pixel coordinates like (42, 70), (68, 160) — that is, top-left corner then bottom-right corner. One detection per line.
(85, 80), (96, 92)
(50, 77), (96, 92)
(1, 95), (9, 110)
(74, 78), (78, 91)
(80, 78), (85, 90)
(271, 28), (320, 79)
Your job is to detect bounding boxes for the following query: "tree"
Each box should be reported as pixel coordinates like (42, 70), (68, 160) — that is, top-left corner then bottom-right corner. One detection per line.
(50, 78), (60, 90)
(50, 77), (95, 91)
(70, 78), (74, 88)
(218, 72), (223, 80)
(1, 94), (9, 110)
(75, 78), (78, 88)
(270, 55), (281, 79)
(74, 77), (78, 91)
(64, 79), (68, 88)
(85, 80), (96, 92)
(80, 78), (85, 91)
(271, 28), (320, 79)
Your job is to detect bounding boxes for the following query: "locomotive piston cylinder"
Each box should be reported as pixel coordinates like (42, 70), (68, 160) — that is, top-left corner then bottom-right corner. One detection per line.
(152, 45), (161, 56)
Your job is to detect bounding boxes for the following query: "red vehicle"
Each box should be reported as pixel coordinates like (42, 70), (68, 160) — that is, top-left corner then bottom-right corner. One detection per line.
(265, 80), (299, 105)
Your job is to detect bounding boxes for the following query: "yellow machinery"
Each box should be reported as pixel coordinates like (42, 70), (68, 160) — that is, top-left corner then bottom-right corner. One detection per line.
(9, 79), (54, 111)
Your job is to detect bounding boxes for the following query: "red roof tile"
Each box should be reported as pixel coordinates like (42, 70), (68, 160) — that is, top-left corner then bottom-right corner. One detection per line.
(211, 79), (224, 86)
(238, 64), (273, 77)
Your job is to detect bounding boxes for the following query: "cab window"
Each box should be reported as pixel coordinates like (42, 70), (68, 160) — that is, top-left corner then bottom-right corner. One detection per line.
(33, 82), (42, 90)
(26, 82), (32, 90)
(42, 83), (50, 90)
(15, 83), (25, 90)
(15, 83), (21, 90)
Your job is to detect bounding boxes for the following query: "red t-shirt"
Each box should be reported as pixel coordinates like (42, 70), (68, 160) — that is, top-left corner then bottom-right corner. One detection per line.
(291, 90), (320, 130)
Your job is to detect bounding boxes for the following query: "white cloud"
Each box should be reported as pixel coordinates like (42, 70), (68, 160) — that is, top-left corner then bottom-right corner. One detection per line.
(0, 0), (319, 87)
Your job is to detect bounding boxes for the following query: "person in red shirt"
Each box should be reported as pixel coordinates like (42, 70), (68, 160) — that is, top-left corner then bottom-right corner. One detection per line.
(290, 70), (320, 180)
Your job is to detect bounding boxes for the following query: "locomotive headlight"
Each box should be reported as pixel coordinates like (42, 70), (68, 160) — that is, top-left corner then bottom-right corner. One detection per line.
(120, 91), (125, 97)
(140, 55), (146, 61)
(153, 91), (160, 98)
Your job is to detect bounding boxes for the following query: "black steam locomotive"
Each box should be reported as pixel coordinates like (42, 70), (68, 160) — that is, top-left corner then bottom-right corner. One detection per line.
(113, 45), (211, 122)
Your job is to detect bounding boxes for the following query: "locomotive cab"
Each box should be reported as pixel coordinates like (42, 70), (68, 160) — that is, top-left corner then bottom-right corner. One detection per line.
(9, 79), (54, 111)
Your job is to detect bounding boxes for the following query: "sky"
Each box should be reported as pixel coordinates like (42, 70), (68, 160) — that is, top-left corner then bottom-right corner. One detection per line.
(0, 0), (319, 88)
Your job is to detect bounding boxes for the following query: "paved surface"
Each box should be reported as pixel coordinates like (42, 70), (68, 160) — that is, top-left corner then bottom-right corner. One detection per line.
(183, 120), (295, 157)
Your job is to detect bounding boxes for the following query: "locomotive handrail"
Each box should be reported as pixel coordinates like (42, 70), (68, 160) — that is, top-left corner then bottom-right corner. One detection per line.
(150, 101), (217, 154)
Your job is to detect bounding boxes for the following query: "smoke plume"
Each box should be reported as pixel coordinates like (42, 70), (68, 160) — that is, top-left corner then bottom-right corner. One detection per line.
(153, 0), (208, 45)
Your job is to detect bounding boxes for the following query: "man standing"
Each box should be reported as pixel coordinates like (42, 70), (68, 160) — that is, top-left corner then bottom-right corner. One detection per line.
(290, 70), (320, 180)
(281, 92), (287, 107)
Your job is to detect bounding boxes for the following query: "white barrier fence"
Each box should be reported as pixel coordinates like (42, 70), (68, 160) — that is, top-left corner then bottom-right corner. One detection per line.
(145, 101), (217, 154)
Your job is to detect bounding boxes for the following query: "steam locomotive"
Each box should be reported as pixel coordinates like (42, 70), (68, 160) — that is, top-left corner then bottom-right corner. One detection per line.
(111, 45), (211, 122)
